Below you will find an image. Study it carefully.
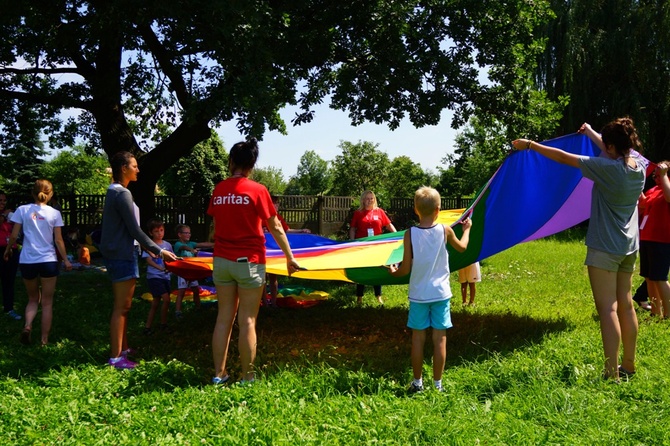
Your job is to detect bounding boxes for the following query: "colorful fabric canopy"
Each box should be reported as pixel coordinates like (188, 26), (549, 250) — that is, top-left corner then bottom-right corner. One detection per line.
(167, 133), (635, 285)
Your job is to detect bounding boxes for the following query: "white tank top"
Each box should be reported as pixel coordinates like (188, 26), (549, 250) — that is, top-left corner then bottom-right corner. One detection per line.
(408, 225), (452, 302)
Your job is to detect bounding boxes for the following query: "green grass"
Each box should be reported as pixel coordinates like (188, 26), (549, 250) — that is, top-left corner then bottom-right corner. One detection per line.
(2, 228), (670, 444)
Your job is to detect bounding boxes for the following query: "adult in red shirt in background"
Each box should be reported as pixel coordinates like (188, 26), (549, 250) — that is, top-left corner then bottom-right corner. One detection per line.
(638, 161), (670, 317)
(208, 138), (301, 385)
(349, 190), (397, 305)
(262, 195), (310, 307)
(0, 191), (20, 320)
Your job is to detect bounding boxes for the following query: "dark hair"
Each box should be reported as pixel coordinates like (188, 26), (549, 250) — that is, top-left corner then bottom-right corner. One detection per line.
(229, 138), (259, 172)
(146, 218), (164, 233)
(600, 117), (643, 157)
(110, 151), (136, 182)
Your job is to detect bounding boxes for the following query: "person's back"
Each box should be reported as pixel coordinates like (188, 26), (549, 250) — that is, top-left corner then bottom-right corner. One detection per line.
(407, 224), (451, 303)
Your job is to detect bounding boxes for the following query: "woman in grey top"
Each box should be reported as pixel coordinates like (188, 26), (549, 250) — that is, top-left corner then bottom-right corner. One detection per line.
(100, 151), (177, 369)
(513, 117), (645, 381)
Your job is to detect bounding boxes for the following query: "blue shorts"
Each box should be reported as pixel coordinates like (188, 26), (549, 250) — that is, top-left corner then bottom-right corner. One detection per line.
(20, 262), (60, 280)
(639, 241), (670, 281)
(212, 256), (265, 289)
(584, 247), (636, 273)
(147, 278), (171, 298)
(104, 254), (139, 283)
(407, 299), (452, 330)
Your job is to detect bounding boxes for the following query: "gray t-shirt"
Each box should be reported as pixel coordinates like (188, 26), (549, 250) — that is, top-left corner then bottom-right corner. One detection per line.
(99, 183), (162, 260)
(578, 155), (645, 255)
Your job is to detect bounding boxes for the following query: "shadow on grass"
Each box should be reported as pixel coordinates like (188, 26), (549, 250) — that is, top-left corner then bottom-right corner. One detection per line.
(0, 270), (570, 395)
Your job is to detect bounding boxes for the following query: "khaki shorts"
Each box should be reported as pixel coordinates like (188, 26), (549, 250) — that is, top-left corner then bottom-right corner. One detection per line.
(212, 256), (266, 289)
(584, 247), (636, 273)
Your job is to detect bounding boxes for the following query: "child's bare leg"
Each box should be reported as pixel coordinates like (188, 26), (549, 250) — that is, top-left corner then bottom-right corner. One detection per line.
(617, 271), (637, 373)
(460, 283), (467, 304)
(160, 293), (170, 325)
(411, 329), (426, 380)
(648, 280), (663, 316)
(175, 289), (185, 314)
(652, 279), (670, 318)
(192, 286), (201, 310)
(432, 328), (447, 382)
(468, 283), (476, 305)
(268, 274), (278, 307)
(146, 297), (159, 329)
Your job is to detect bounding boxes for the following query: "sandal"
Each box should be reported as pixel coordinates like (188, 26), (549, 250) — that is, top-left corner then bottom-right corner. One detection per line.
(20, 327), (31, 345)
(635, 300), (652, 311)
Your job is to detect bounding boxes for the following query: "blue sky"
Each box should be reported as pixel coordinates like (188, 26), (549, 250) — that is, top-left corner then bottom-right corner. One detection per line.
(216, 103), (458, 179)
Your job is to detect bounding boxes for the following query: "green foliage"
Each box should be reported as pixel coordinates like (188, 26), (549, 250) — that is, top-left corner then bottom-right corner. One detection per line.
(539, 0), (670, 160)
(285, 150), (332, 195)
(440, 90), (568, 196)
(158, 135), (228, 196)
(0, 0), (556, 216)
(1, 233), (669, 443)
(330, 141), (390, 202)
(39, 147), (111, 195)
(385, 155), (433, 198)
(251, 166), (287, 195)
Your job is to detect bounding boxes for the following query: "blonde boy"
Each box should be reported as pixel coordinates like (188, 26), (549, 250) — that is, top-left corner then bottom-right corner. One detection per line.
(390, 186), (472, 393)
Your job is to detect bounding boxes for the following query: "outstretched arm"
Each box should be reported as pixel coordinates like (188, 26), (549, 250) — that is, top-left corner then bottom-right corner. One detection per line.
(389, 230), (412, 277)
(446, 218), (472, 253)
(512, 139), (581, 168)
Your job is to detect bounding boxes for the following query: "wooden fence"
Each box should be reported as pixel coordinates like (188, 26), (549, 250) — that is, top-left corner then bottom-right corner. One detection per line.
(57, 194), (474, 241)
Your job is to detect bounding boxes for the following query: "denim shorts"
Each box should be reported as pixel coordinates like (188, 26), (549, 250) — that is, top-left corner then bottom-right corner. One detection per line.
(407, 299), (452, 330)
(584, 247), (636, 273)
(212, 256), (265, 289)
(20, 261), (60, 280)
(147, 278), (171, 298)
(104, 254), (139, 283)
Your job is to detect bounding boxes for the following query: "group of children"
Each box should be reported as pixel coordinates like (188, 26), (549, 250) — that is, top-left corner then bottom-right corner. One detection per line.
(141, 220), (213, 334)
(139, 189), (478, 394)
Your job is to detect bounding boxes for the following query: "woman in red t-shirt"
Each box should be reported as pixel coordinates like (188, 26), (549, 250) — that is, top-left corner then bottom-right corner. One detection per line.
(638, 161), (670, 317)
(0, 191), (20, 320)
(208, 138), (301, 385)
(348, 190), (396, 305)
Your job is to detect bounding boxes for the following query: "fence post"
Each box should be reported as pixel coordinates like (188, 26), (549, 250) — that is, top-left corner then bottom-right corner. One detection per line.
(317, 195), (324, 235)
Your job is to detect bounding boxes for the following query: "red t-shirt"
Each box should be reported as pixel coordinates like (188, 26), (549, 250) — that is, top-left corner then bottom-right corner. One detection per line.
(262, 213), (289, 232)
(207, 177), (276, 263)
(350, 208), (391, 239)
(639, 186), (670, 243)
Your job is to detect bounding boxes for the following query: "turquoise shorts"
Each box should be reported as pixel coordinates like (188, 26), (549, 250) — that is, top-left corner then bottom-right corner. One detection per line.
(407, 299), (452, 330)
(212, 256), (266, 289)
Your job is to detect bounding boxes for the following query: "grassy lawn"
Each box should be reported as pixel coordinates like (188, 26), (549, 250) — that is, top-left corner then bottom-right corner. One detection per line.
(1, 228), (669, 444)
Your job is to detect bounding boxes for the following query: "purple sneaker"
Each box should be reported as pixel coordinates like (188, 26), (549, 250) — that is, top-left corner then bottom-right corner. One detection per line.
(121, 348), (136, 358)
(108, 357), (137, 369)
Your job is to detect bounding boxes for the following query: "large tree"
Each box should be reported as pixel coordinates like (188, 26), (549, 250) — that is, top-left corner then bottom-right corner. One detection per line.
(284, 150), (332, 195)
(330, 140), (390, 201)
(538, 0), (670, 160)
(1, 1), (554, 219)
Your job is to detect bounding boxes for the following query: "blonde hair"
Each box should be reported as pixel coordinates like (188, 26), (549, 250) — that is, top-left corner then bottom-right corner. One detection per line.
(32, 179), (54, 204)
(358, 190), (378, 211)
(414, 186), (440, 218)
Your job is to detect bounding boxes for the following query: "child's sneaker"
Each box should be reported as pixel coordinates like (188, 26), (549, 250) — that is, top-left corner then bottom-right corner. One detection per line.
(121, 348), (136, 358)
(143, 327), (154, 336)
(108, 357), (137, 369)
(6, 310), (22, 320)
(175, 311), (183, 321)
(407, 382), (424, 394)
(211, 375), (230, 385)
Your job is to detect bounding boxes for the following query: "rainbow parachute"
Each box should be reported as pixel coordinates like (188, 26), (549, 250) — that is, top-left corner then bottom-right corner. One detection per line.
(168, 133), (634, 285)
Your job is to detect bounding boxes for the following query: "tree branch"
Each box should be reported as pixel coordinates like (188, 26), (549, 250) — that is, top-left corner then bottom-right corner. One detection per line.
(0, 88), (90, 111)
(0, 67), (83, 76)
(136, 23), (192, 108)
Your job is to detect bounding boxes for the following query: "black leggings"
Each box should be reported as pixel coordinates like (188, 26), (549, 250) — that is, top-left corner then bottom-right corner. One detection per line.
(356, 284), (382, 297)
